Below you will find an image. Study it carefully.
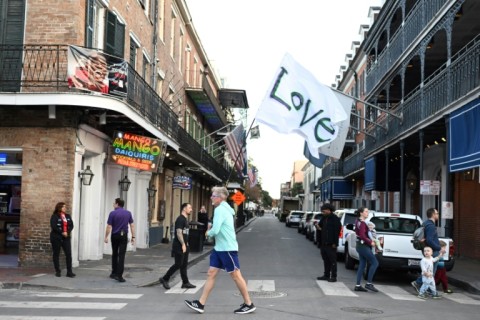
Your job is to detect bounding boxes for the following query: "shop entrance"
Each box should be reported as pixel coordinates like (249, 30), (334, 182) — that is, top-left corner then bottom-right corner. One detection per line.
(0, 150), (22, 267)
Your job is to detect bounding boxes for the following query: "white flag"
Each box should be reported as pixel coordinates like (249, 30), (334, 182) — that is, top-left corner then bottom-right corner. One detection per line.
(256, 53), (347, 156)
(317, 91), (354, 159)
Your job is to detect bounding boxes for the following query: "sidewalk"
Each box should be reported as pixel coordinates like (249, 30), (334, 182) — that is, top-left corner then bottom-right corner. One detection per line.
(1, 217), (479, 295)
(0, 217), (256, 291)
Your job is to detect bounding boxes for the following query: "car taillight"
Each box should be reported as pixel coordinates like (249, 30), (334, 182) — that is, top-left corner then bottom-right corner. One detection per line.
(339, 226), (343, 239)
(449, 241), (455, 258)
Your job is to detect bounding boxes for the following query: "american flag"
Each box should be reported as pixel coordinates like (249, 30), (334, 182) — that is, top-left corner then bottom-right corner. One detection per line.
(248, 165), (258, 187)
(223, 123), (246, 175)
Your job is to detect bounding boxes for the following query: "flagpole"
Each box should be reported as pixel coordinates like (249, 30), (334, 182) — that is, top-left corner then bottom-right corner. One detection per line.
(331, 87), (403, 122)
(225, 119), (256, 186)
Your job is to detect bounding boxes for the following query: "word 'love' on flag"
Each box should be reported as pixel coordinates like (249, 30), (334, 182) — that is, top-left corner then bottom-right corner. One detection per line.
(255, 53), (349, 158)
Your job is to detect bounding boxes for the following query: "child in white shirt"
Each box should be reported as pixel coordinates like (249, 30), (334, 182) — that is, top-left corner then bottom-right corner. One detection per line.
(418, 246), (443, 299)
(367, 221), (383, 253)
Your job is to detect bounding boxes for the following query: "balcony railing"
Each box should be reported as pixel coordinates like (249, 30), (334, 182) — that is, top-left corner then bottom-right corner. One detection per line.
(0, 44), (231, 180)
(320, 160), (344, 183)
(365, 33), (480, 152)
(343, 148), (366, 177)
(366, 0), (448, 92)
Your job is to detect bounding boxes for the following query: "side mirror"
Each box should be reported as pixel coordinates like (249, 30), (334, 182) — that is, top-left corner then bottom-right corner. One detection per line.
(346, 223), (354, 231)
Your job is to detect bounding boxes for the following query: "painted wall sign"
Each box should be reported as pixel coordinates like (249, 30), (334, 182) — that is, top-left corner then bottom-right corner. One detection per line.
(110, 131), (166, 172)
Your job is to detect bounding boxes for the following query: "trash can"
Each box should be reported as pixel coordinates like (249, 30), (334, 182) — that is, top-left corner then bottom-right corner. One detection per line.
(188, 222), (204, 253)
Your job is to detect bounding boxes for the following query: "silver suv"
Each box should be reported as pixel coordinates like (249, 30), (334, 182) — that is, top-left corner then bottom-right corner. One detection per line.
(305, 212), (322, 241)
(286, 210), (305, 228)
(298, 212), (314, 234)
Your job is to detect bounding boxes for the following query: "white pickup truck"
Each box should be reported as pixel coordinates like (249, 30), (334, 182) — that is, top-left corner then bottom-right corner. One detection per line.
(344, 212), (455, 272)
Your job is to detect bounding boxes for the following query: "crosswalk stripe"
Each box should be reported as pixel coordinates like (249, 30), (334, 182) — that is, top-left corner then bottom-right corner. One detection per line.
(31, 292), (142, 299)
(165, 280), (205, 294)
(0, 317), (105, 320)
(443, 293), (480, 305)
(316, 281), (358, 297)
(247, 280), (275, 292)
(0, 301), (127, 310)
(374, 285), (423, 301)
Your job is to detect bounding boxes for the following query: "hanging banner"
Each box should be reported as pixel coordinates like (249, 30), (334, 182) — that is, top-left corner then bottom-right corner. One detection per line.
(67, 45), (128, 97)
(172, 176), (192, 190)
(110, 131), (166, 172)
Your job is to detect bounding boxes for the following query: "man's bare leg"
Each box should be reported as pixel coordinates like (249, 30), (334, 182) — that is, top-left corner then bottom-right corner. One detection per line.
(230, 269), (252, 305)
(199, 267), (219, 305)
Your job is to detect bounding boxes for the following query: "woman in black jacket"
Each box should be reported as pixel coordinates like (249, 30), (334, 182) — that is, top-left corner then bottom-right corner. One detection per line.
(50, 202), (75, 277)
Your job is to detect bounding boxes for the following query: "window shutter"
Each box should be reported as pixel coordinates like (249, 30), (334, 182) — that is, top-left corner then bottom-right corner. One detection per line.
(105, 10), (125, 58)
(129, 39), (136, 69)
(85, 0), (94, 48)
(0, 0), (25, 45)
(0, 0), (25, 92)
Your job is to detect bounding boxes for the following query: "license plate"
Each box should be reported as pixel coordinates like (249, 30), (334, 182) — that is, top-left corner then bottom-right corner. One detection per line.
(408, 259), (420, 266)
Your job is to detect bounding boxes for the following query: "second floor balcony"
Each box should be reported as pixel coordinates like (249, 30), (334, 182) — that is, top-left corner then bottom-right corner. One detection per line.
(0, 44), (233, 181)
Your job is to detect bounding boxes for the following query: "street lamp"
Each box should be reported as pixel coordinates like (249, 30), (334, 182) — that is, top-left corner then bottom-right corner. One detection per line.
(147, 186), (157, 199)
(119, 176), (131, 192)
(407, 177), (417, 192)
(78, 165), (94, 186)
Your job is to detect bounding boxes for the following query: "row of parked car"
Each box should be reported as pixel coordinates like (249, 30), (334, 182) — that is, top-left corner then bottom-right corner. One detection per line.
(283, 208), (456, 273)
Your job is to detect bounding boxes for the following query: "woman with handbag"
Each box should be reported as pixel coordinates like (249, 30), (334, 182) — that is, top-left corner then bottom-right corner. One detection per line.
(353, 207), (379, 292)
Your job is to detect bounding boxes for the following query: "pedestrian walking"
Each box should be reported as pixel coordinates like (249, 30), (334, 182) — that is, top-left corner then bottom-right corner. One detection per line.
(50, 202), (75, 278)
(316, 203), (341, 282)
(353, 207), (379, 292)
(417, 246), (443, 299)
(185, 186), (256, 314)
(104, 198), (135, 283)
(159, 203), (196, 290)
(411, 208), (446, 292)
(197, 205), (209, 243)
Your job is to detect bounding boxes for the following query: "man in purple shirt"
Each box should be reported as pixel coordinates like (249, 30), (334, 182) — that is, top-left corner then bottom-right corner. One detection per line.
(104, 198), (135, 282)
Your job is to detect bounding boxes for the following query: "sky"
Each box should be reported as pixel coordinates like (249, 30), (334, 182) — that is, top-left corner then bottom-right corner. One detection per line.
(186, 0), (384, 199)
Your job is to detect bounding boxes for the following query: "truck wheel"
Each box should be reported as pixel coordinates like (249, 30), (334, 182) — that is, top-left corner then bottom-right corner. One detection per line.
(345, 246), (355, 270)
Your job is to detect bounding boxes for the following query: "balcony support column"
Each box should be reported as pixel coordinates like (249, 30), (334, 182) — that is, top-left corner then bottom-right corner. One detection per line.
(400, 141), (405, 213)
(385, 149), (389, 212)
(419, 130), (424, 216)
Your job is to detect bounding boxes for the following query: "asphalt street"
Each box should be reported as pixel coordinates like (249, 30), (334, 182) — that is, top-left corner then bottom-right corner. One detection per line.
(0, 212), (479, 320)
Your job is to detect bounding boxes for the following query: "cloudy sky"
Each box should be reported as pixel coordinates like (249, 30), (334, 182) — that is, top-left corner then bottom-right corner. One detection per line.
(186, 0), (384, 198)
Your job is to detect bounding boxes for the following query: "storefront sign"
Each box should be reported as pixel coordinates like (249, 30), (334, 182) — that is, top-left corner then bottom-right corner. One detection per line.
(0, 153), (6, 165)
(110, 131), (166, 172)
(172, 176), (192, 190)
(420, 180), (440, 195)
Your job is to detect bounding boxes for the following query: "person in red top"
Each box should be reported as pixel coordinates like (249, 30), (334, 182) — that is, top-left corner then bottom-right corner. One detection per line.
(353, 207), (379, 292)
(50, 202), (75, 277)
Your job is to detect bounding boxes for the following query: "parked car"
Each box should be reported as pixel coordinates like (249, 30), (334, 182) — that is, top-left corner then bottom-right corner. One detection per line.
(298, 212), (314, 234)
(305, 212), (322, 241)
(286, 210), (305, 227)
(334, 208), (375, 258)
(343, 212), (455, 273)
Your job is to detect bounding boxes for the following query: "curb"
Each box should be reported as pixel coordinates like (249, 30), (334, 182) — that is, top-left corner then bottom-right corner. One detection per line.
(448, 276), (480, 295)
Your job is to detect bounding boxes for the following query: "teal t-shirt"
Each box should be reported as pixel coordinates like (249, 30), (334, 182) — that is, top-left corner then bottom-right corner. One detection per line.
(206, 201), (238, 251)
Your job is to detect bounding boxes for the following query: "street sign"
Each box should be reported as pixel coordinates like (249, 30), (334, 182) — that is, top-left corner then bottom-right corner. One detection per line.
(420, 180), (440, 195)
(231, 191), (246, 205)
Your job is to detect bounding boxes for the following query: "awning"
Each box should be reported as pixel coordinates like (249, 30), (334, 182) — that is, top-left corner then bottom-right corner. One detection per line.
(331, 179), (354, 200)
(219, 89), (249, 109)
(449, 98), (480, 172)
(364, 156), (376, 191)
(185, 88), (228, 130)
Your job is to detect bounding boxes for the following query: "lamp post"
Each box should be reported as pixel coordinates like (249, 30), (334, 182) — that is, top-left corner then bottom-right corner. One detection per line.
(407, 177), (417, 214)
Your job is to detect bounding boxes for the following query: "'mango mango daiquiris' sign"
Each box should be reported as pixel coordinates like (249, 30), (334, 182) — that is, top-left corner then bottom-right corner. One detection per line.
(110, 131), (166, 172)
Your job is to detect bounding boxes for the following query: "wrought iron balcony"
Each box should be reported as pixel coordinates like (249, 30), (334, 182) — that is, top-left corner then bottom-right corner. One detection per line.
(343, 148), (366, 177)
(366, 0), (448, 92)
(319, 160), (344, 183)
(0, 44), (231, 180)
